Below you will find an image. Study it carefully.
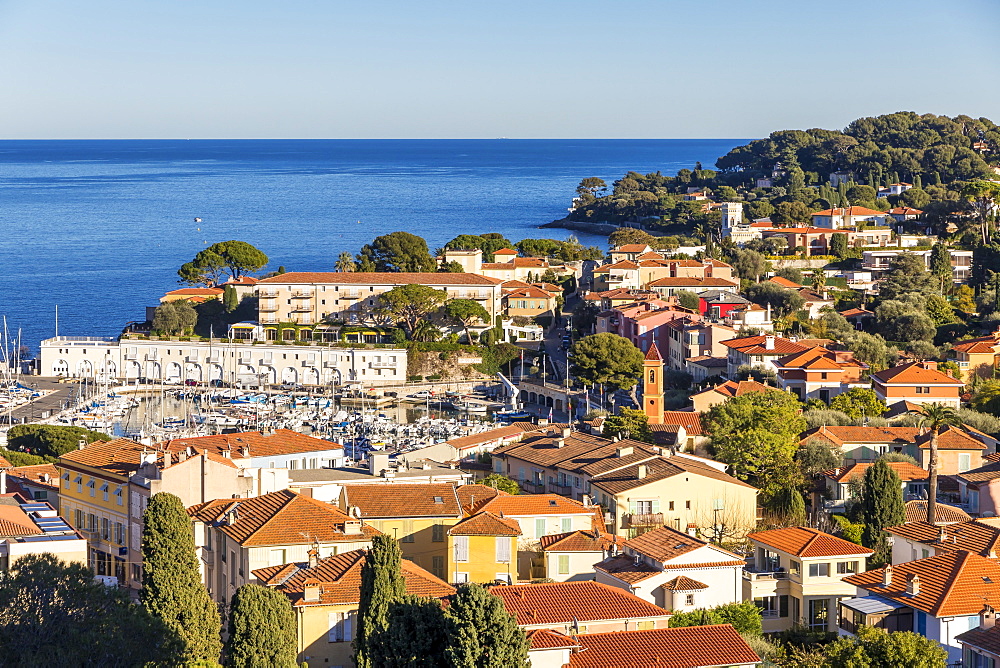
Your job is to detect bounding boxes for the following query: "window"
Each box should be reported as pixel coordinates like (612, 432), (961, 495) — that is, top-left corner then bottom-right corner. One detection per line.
(432, 522), (445, 542)
(789, 560), (801, 576)
(101, 483), (109, 501)
(809, 598), (830, 630)
(685, 501), (691, 510)
(496, 537), (511, 563)
(685, 594), (695, 606)
(114, 523), (125, 545)
(230, 553), (236, 584)
(432, 556), (445, 579)
(100, 518), (110, 541)
(959, 453), (972, 473)
(535, 518), (546, 539)
(966, 648), (997, 668)
(837, 561), (858, 575)
(668, 501), (675, 511)
(401, 520), (415, 543)
(87, 479), (95, 497)
(87, 514), (96, 532)
(454, 535), (469, 563)
(808, 563), (829, 577)
(328, 612), (353, 642)
(561, 517), (572, 533)
(636, 500), (654, 515)
(558, 555), (570, 575)
(455, 572), (469, 584)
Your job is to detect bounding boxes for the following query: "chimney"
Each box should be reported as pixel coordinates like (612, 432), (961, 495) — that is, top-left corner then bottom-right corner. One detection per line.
(882, 565), (893, 588)
(616, 446), (634, 458)
(906, 574), (920, 596)
(561, 427), (572, 439)
(937, 526), (947, 543)
(980, 605), (997, 630)
(637, 465), (647, 479)
(765, 335), (775, 350)
(303, 580), (321, 603)
(343, 520), (363, 535)
(163, 451), (171, 468)
(307, 545), (319, 568)
(555, 438), (566, 448)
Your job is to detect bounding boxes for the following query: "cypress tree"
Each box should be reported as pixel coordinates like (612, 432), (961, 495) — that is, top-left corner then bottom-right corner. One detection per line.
(223, 285), (239, 313)
(859, 460), (905, 565)
(444, 584), (529, 668)
(913, 174), (922, 190)
(353, 535), (406, 668)
(141, 492), (222, 664)
(225, 583), (298, 668)
(385, 596), (450, 667)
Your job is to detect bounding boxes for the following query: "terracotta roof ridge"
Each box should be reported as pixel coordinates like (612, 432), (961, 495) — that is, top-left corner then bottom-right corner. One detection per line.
(241, 490), (298, 544)
(932, 550), (976, 617)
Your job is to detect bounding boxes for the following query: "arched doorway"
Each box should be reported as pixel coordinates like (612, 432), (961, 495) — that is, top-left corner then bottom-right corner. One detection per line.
(261, 366), (277, 385)
(165, 362), (182, 383)
(53, 359), (69, 376)
(146, 362), (161, 380)
(101, 360), (117, 377)
(281, 367), (298, 384)
(303, 367), (319, 385)
(209, 364), (223, 382)
(125, 361), (141, 379)
(185, 363), (203, 382)
(77, 360), (93, 377)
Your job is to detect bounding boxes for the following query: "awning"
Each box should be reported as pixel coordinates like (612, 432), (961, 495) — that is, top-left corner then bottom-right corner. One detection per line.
(99, 483), (109, 492)
(839, 596), (906, 615)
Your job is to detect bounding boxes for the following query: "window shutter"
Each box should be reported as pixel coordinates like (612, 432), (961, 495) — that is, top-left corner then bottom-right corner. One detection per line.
(328, 612), (340, 642)
(344, 612), (354, 641)
(629, 501), (637, 515)
(561, 517), (572, 533)
(651, 500), (660, 513)
(535, 518), (546, 538)
(496, 537), (511, 563)
(558, 555), (569, 575)
(455, 535), (469, 562)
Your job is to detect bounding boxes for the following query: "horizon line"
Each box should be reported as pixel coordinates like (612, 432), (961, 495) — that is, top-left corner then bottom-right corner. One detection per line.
(0, 137), (755, 142)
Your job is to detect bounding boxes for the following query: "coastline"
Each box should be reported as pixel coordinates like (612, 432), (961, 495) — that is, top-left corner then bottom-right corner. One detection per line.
(539, 218), (625, 236)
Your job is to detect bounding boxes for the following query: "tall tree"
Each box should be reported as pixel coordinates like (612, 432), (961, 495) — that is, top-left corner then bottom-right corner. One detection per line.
(878, 252), (937, 300)
(829, 388), (887, 419)
(730, 249), (771, 282)
(568, 333), (644, 392)
(914, 403), (961, 525)
(384, 596), (450, 667)
(225, 583), (298, 668)
(336, 251), (357, 272)
(444, 299), (490, 344)
(601, 408), (653, 443)
(830, 232), (849, 259)
(354, 535), (406, 668)
(223, 285), (239, 313)
(379, 284), (448, 336)
(360, 232), (436, 272)
(929, 243), (952, 292)
(178, 248), (228, 286)
(961, 180), (1000, 245)
(141, 492), (222, 664)
(858, 459), (905, 565)
(179, 241), (268, 285)
(444, 584), (530, 668)
(0, 554), (181, 667)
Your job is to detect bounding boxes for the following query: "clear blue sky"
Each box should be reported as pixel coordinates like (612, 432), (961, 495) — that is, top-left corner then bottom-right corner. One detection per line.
(0, 0), (997, 139)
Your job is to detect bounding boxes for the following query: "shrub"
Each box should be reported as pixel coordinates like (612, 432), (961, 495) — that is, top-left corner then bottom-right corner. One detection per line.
(408, 375), (423, 382)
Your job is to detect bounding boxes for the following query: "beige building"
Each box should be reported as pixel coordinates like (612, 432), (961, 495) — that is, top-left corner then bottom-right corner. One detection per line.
(743, 526), (873, 633)
(539, 530), (621, 582)
(189, 489), (378, 604)
(0, 496), (87, 571)
(256, 271), (504, 337)
(39, 336), (407, 387)
(254, 548), (455, 667)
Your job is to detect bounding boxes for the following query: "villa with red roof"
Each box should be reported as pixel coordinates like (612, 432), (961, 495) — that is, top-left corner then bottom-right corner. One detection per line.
(842, 551), (1000, 662)
(744, 527), (873, 634)
(950, 328), (1000, 381)
(721, 334), (814, 378)
(870, 360), (963, 409)
(772, 345), (868, 403)
(566, 624), (761, 668)
(811, 205), (888, 229)
(690, 379), (777, 413)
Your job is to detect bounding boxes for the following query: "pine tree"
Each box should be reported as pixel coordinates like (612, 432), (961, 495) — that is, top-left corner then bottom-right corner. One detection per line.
(385, 596), (450, 667)
(223, 285), (239, 313)
(141, 492), (222, 664)
(353, 535), (406, 668)
(859, 460), (905, 565)
(225, 583), (298, 668)
(444, 584), (529, 668)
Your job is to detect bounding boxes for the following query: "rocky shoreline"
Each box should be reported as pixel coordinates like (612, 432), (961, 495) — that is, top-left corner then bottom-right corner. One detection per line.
(539, 217), (625, 235)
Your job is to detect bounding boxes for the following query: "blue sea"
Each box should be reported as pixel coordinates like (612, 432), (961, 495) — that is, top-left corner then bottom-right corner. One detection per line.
(0, 139), (743, 351)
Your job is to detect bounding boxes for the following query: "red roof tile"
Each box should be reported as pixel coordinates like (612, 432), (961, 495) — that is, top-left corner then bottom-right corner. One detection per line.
(871, 361), (963, 386)
(747, 526), (873, 558)
(539, 530), (620, 553)
(258, 271), (502, 285)
(903, 501), (970, 524)
(343, 483), (463, 518)
(822, 461), (928, 483)
(448, 511), (521, 536)
(568, 625), (761, 668)
(490, 581), (669, 626)
(660, 575), (708, 591)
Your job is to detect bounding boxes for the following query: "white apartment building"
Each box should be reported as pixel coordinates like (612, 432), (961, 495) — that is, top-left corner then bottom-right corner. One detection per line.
(862, 249), (973, 283)
(39, 336), (407, 387)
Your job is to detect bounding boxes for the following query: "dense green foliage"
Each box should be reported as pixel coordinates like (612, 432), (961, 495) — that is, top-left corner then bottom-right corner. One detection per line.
(791, 625), (948, 667)
(225, 583), (298, 668)
(514, 236), (603, 261)
(0, 554), (180, 667)
(141, 492), (222, 664)
(444, 299), (490, 343)
(480, 473), (520, 495)
(6, 424), (110, 459)
(829, 388), (887, 419)
(152, 299), (199, 335)
(179, 240), (269, 285)
(568, 333), (644, 391)
(444, 584), (529, 668)
(668, 601), (762, 635)
(601, 408), (653, 443)
(378, 284), (449, 335)
(705, 391), (807, 498)
(354, 535), (406, 668)
(443, 233), (514, 262)
(361, 231), (437, 272)
(858, 460), (905, 565)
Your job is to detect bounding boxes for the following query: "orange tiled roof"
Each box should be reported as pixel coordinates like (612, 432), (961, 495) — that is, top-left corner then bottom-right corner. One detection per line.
(821, 461), (928, 483)
(161, 429), (341, 459)
(592, 554), (663, 583)
(703, 379), (775, 399)
(660, 411), (703, 435)
(915, 425), (987, 451)
(7, 463), (60, 489)
(800, 425), (921, 447)
(904, 501), (971, 524)
(721, 334), (812, 356)
(774, 346), (864, 372)
(455, 484), (509, 513)
(163, 287), (224, 296)
(747, 526), (873, 558)
(871, 361), (963, 385)
(615, 244), (652, 253)
(839, 307), (874, 318)
(812, 206), (885, 217)
(188, 489), (379, 547)
(525, 629), (581, 650)
(644, 342), (663, 362)
(448, 511), (521, 536)
(474, 494), (593, 518)
(343, 483), (462, 519)
(661, 575), (708, 591)
(885, 519), (1000, 557)
(0, 505), (43, 537)
(257, 271), (503, 286)
(568, 624), (761, 668)
(59, 437), (236, 477)
(768, 276), (802, 288)
(890, 207), (924, 215)
(489, 581), (669, 626)
(624, 526), (729, 563)
(959, 461), (1000, 485)
(255, 549), (455, 607)
(845, 550), (1000, 617)
(539, 530), (620, 553)
(646, 277), (738, 288)
(956, 621), (1000, 657)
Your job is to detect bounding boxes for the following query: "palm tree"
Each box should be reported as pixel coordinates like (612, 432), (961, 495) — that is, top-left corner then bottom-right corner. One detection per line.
(335, 251), (356, 272)
(914, 403), (961, 524)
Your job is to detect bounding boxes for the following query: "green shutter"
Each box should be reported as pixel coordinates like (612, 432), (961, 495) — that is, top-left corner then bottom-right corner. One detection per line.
(651, 500), (660, 513)
(628, 501), (637, 514)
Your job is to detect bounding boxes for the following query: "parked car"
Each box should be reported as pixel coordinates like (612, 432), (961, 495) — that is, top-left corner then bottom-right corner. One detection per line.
(184, 379), (198, 386)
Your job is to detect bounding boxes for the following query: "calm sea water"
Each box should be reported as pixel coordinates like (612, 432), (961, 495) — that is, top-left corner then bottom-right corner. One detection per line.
(0, 139), (743, 350)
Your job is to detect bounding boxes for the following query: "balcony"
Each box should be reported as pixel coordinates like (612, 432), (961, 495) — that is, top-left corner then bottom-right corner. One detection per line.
(259, 303), (278, 312)
(291, 305), (313, 312)
(623, 513), (664, 528)
(742, 568), (789, 582)
(259, 317), (279, 325)
(124, 353), (138, 361)
(206, 355), (222, 364)
(259, 289), (278, 298)
(291, 290), (314, 298)
(547, 481), (572, 495)
(520, 480), (546, 494)
(369, 361), (397, 368)
(185, 355), (200, 363)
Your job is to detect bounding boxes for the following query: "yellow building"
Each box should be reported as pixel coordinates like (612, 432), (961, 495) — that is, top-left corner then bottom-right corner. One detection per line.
(951, 330), (1000, 381)
(743, 526), (874, 633)
(254, 548), (455, 667)
(189, 489), (378, 604)
(446, 511), (521, 584)
(339, 483), (464, 580)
